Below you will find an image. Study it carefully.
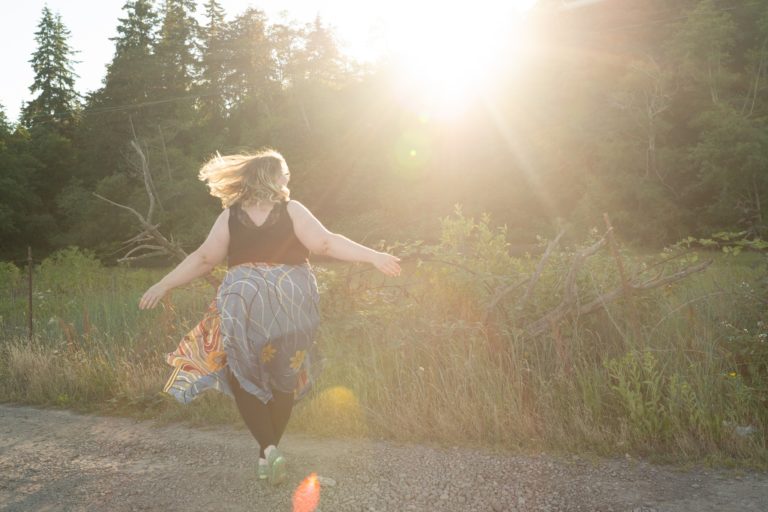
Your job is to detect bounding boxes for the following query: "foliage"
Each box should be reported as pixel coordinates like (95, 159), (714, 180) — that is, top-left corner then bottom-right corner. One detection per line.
(3, 1), (768, 463)
(37, 246), (107, 293)
(1, 223), (767, 464)
(21, 6), (80, 132)
(0, 123), (51, 259)
(605, 350), (722, 444)
(4, 1), (768, 260)
(0, 261), (22, 291)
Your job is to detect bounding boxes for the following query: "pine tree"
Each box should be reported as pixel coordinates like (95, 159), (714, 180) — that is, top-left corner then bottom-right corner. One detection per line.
(0, 104), (54, 258)
(75, 0), (161, 185)
(221, 6), (278, 145)
(21, 6), (80, 132)
(223, 8), (274, 109)
(299, 16), (345, 86)
(155, 0), (199, 97)
(269, 20), (303, 88)
(199, 0), (228, 123)
(17, 6), (80, 244)
(104, 0), (160, 105)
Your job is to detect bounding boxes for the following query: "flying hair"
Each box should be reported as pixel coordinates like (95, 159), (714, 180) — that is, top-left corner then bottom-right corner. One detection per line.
(198, 149), (290, 208)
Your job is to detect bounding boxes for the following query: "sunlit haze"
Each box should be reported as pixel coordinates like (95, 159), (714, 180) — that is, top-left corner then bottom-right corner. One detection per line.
(1, 0), (539, 122)
(385, 1), (537, 117)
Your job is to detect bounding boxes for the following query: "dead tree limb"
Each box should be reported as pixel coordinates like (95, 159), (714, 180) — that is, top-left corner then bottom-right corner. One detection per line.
(523, 258), (712, 337)
(93, 192), (186, 262)
(94, 130), (220, 289)
(516, 229), (566, 311)
(520, 234), (608, 337)
(480, 230), (565, 325)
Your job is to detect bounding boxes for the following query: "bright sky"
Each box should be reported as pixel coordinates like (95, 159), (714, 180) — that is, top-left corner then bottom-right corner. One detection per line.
(0, 0), (538, 123)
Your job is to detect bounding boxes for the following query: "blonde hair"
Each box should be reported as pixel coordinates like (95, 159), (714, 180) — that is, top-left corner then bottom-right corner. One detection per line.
(198, 149), (290, 208)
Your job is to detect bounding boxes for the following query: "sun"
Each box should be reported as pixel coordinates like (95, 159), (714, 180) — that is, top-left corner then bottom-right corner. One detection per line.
(381, 1), (536, 116)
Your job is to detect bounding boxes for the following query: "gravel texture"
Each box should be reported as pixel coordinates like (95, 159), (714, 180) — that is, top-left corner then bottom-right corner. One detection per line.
(1, 404), (766, 511)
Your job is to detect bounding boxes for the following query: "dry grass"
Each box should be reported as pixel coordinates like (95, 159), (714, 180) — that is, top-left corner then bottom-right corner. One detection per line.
(0, 247), (766, 467)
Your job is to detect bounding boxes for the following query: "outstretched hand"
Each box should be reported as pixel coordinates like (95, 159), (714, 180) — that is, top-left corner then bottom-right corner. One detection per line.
(371, 252), (401, 277)
(139, 282), (169, 310)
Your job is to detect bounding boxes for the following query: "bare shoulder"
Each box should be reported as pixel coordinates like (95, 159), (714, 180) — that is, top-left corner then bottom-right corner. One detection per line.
(286, 199), (312, 219)
(286, 200), (328, 236)
(215, 208), (230, 226)
(208, 208), (230, 236)
(197, 207), (230, 261)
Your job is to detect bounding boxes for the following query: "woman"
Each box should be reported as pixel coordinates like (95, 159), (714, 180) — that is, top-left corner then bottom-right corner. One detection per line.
(139, 149), (400, 485)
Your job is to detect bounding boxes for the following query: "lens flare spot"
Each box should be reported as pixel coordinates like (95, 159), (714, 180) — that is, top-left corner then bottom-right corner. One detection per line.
(394, 129), (432, 178)
(322, 386), (359, 410)
(304, 386), (366, 435)
(292, 472), (320, 512)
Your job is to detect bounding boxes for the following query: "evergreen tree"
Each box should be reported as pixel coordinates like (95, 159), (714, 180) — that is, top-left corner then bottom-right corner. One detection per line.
(0, 105), (54, 259)
(105, 0), (160, 106)
(223, 7), (278, 144)
(223, 8), (274, 108)
(21, 6), (80, 133)
(155, 0), (199, 97)
(144, 0), (200, 150)
(199, 0), (228, 124)
(17, 5), (79, 243)
(269, 19), (303, 88)
(76, 0), (161, 185)
(298, 16), (346, 86)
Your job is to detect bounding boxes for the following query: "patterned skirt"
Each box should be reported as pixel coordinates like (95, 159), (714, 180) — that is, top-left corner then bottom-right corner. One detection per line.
(163, 263), (322, 404)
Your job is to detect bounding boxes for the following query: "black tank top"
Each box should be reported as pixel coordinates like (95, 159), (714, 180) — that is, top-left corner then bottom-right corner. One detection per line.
(227, 201), (310, 267)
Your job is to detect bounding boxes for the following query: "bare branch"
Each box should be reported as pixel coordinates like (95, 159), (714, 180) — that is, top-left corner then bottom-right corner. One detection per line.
(520, 233), (607, 336)
(129, 139), (156, 223)
(632, 259), (712, 290)
(117, 251), (170, 264)
(516, 229), (566, 311)
(523, 258), (712, 337)
(92, 123), (220, 290)
(123, 244), (165, 259)
(93, 193), (146, 224)
(481, 277), (529, 324)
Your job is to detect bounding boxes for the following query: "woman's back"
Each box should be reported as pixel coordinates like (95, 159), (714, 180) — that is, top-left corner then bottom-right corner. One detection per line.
(227, 201), (309, 267)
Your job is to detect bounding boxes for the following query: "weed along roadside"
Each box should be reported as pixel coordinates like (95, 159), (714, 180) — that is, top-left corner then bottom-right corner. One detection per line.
(0, 220), (767, 469)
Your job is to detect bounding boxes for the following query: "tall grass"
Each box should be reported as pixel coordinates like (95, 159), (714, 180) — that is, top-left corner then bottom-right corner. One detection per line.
(0, 226), (766, 466)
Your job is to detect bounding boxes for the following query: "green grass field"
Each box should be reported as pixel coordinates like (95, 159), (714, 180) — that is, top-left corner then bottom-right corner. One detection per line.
(1, 233), (766, 467)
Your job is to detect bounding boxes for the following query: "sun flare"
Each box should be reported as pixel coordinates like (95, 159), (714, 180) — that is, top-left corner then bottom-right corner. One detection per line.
(383, 1), (535, 115)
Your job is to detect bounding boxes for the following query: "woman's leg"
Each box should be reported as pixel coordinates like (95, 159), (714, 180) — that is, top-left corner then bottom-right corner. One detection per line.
(268, 389), (295, 445)
(228, 369), (276, 458)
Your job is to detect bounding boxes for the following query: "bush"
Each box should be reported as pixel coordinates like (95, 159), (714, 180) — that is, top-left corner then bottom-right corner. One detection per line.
(38, 246), (105, 293)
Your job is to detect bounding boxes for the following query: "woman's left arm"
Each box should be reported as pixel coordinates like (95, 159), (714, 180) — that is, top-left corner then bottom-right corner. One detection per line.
(139, 209), (230, 310)
(287, 200), (401, 277)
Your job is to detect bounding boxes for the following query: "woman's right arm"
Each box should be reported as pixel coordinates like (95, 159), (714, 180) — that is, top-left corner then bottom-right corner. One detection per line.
(287, 200), (401, 277)
(139, 209), (230, 310)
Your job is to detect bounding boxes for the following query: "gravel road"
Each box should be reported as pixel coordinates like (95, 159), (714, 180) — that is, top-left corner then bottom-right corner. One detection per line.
(1, 404), (766, 511)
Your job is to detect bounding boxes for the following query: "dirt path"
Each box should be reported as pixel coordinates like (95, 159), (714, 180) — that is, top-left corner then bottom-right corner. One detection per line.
(0, 404), (766, 512)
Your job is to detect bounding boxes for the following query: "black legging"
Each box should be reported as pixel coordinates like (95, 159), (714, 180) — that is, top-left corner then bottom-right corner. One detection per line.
(227, 367), (294, 458)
